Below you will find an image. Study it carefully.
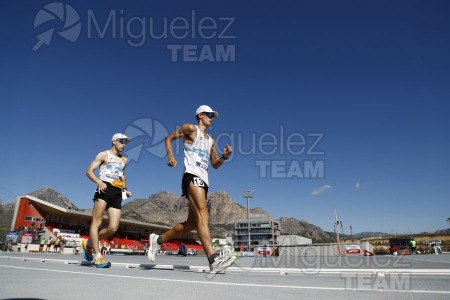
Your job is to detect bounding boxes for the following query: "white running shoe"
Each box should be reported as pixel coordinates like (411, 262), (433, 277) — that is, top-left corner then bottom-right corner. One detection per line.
(147, 233), (159, 262)
(209, 254), (236, 273)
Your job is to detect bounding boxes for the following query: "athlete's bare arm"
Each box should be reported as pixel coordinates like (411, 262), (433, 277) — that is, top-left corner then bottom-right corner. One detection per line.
(122, 157), (132, 197)
(211, 142), (232, 169)
(86, 151), (108, 192)
(165, 124), (196, 167)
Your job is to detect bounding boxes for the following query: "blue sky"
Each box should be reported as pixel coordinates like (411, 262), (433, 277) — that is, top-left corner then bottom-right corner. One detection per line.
(1, 0), (449, 235)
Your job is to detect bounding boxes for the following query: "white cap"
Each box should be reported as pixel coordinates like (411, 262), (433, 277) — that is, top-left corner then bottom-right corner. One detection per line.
(195, 105), (219, 118)
(112, 133), (131, 142)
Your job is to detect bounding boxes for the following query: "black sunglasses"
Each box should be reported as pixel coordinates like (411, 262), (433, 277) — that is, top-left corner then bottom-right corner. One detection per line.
(203, 112), (215, 119)
(116, 139), (128, 145)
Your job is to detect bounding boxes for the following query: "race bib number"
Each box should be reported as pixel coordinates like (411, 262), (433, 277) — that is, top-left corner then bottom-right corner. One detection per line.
(193, 177), (205, 187)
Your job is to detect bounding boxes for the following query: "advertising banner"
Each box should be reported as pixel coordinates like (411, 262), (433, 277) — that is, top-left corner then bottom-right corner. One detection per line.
(6, 232), (19, 243)
(345, 244), (361, 254)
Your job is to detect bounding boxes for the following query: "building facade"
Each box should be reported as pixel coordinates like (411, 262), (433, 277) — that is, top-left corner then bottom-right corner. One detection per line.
(233, 215), (280, 251)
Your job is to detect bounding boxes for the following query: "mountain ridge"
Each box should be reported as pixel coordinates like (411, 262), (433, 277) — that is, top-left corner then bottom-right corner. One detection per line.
(1, 187), (334, 241)
(3, 187), (447, 242)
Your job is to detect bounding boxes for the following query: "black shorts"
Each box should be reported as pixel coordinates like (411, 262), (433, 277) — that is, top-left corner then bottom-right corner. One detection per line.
(93, 181), (123, 210)
(181, 173), (209, 198)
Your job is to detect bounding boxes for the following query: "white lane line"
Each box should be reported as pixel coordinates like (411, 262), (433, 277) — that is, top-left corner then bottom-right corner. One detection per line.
(402, 256), (450, 265)
(1, 264), (450, 295)
(2, 256), (450, 275)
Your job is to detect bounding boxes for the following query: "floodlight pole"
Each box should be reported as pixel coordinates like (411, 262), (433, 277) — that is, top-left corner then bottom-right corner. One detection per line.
(334, 209), (341, 256)
(243, 190), (254, 252)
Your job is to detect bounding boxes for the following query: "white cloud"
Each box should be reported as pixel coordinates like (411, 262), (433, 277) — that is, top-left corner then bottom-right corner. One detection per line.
(355, 182), (368, 189)
(311, 184), (332, 196)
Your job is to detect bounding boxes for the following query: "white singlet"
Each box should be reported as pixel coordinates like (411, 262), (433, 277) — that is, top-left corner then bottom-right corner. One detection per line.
(98, 151), (126, 188)
(183, 125), (213, 186)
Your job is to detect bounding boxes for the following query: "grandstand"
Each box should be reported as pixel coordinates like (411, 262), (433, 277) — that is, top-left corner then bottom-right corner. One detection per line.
(8, 195), (202, 254)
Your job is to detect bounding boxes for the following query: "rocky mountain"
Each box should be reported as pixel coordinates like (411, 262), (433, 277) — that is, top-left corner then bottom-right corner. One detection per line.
(120, 190), (268, 228)
(119, 190), (335, 241)
(354, 232), (391, 238)
(0, 202), (15, 227)
(0, 201), (16, 243)
(2, 187), (414, 243)
(28, 187), (80, 211)
(435, 228), (450, 234)
(279, 217), (333, 242)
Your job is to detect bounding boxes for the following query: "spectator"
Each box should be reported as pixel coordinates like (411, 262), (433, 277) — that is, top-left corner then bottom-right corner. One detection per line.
(46, 237), (52, 253)
(59, 238), (65, 254)
(50, 238), (55, 253)
(39, 236), (46, 253)
(410, 238), (417, 255)
(54, 237), (60, 254)
(178, 243), (187, 257)
(101, 242), (108, 256)
(72, 240), (78, 254)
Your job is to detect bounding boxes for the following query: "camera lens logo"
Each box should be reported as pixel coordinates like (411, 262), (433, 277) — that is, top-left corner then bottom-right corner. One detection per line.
(32, 2), (81, 52)
(123, 118), (169, 163)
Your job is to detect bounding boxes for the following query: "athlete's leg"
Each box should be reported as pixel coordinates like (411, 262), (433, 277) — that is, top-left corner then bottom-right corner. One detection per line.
(185, 183), (214, 257)
(98, 207), (121, 240)
(89, 199), (107, 255)
(160, 204), (196, 241)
